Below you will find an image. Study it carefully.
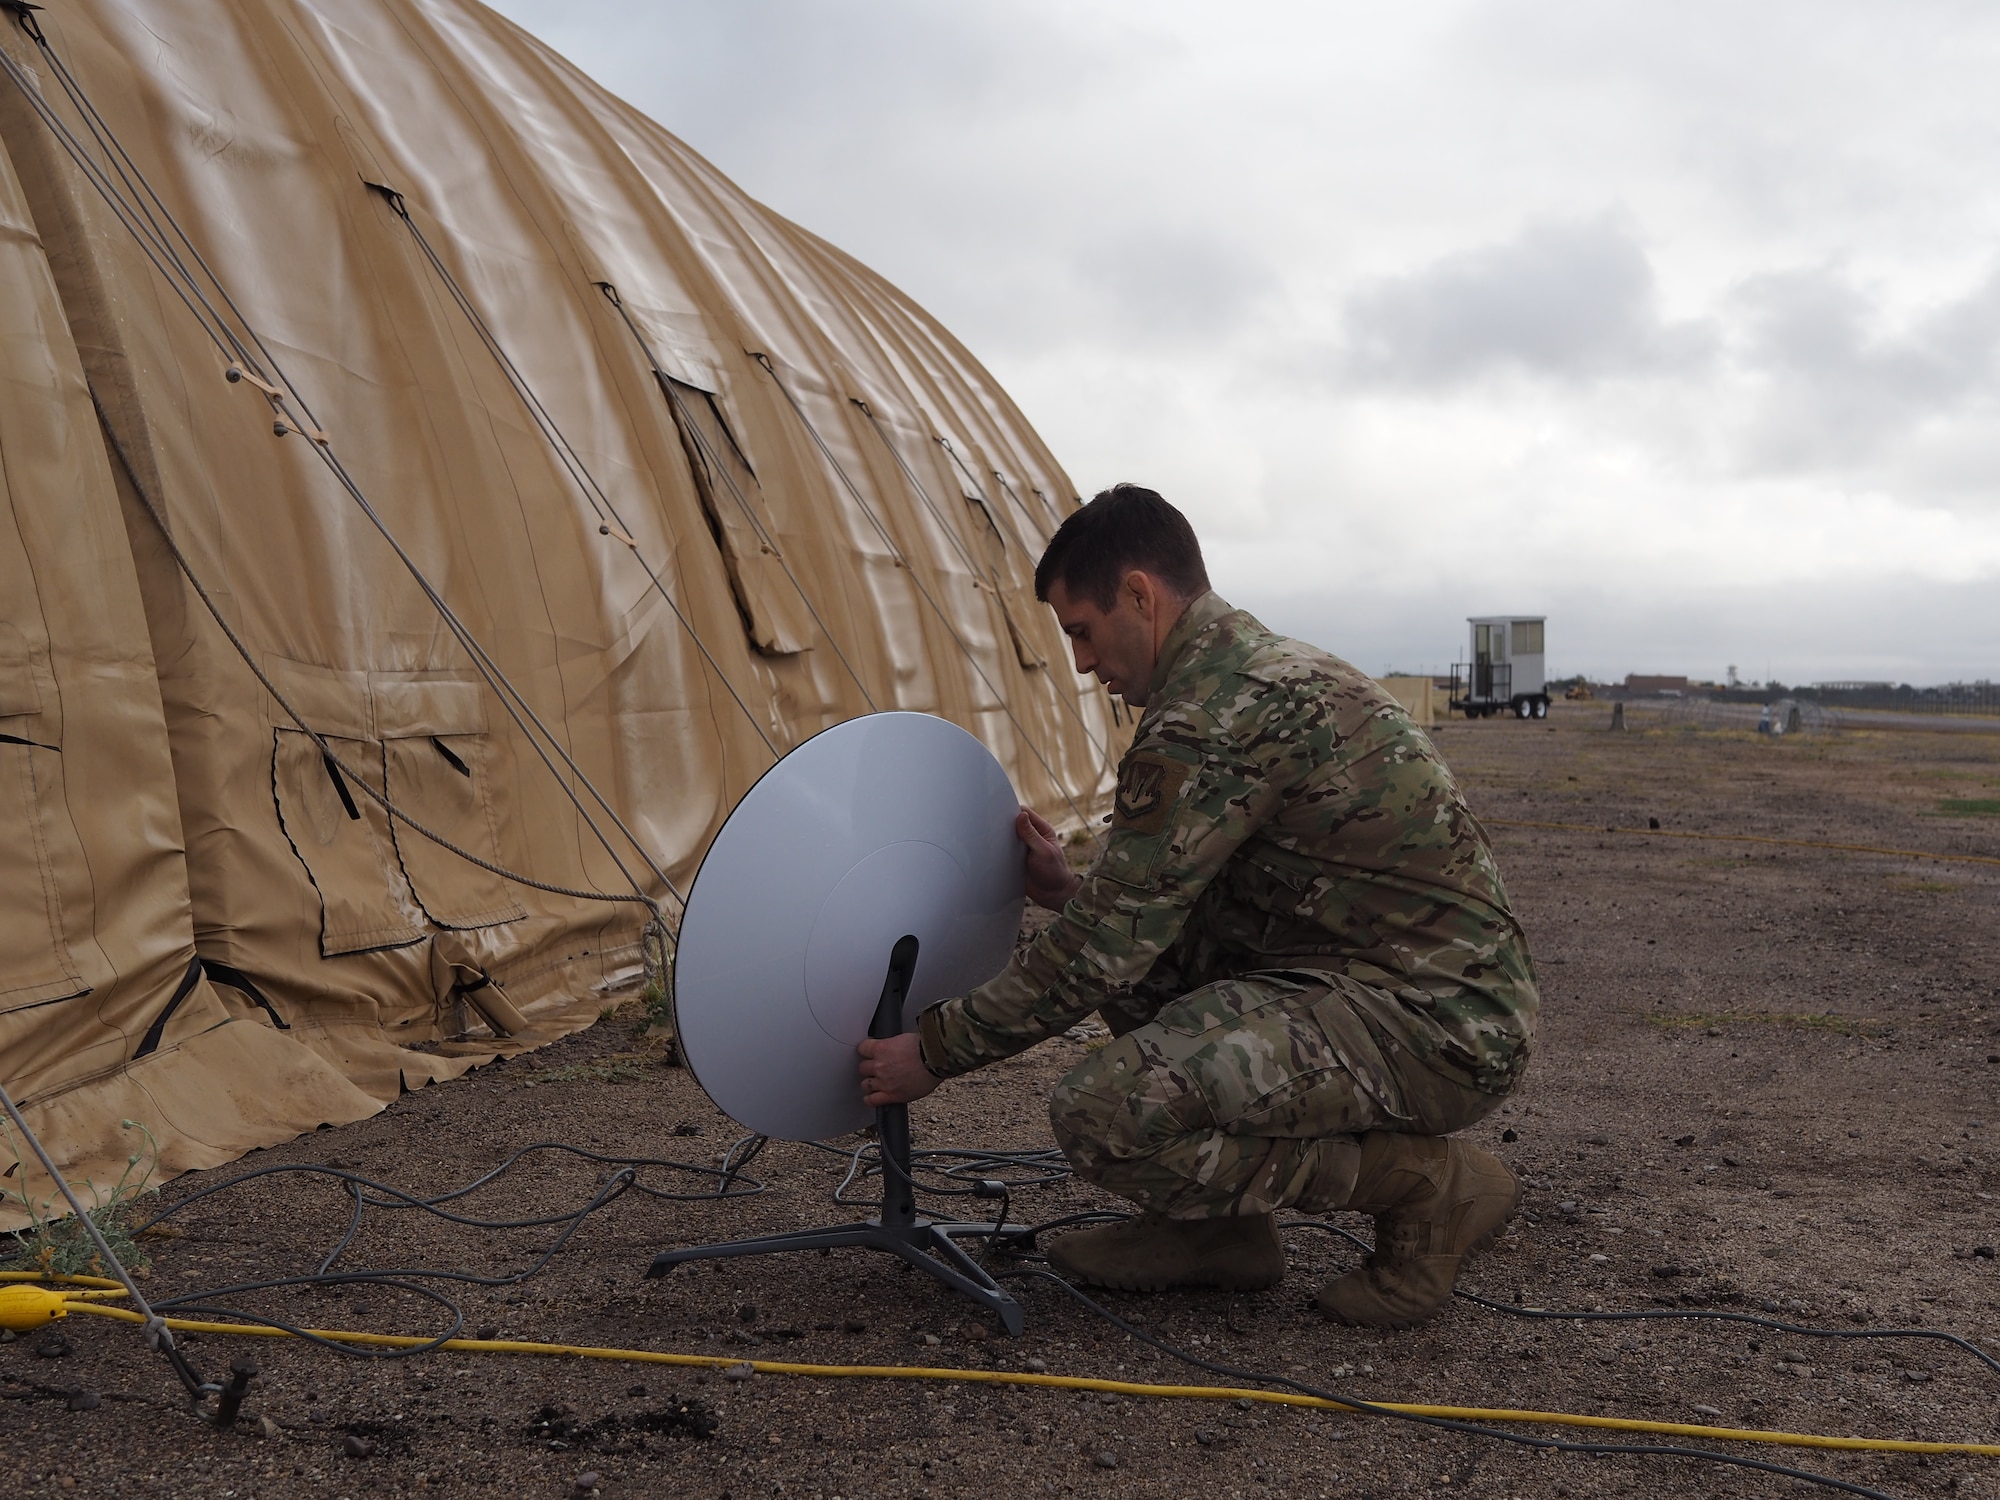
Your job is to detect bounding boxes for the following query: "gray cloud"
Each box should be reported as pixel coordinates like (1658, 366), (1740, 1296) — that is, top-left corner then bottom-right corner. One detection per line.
(1067, 227), (1276, 346)
(487, 1), (2000, 681)
(1731, 263), (2000, 472)
(1342, 217), (1714, 386)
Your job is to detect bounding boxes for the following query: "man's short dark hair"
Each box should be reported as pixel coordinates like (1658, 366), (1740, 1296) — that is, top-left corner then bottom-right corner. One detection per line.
(1033, 483), (1210, 610)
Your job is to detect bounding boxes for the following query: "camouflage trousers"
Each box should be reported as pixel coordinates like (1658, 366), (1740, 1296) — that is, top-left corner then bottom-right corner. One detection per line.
(1048, 970), (1504, 1220)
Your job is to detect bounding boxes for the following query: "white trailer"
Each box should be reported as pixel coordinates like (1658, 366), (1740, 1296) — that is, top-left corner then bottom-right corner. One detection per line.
(1449, 616), (1549, 719)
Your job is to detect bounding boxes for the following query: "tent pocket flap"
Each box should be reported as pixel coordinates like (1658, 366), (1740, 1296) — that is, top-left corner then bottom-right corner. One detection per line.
(663, 377), (815, 656)
(0, 740), (88, 1011)
(373, 676), (486, 738)
(384, 734), (525, 929)
(271, 730), (427, 957)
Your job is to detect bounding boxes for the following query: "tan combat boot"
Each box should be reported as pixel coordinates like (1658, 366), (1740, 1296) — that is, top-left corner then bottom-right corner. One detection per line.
(1046, 1213), (1285, 1292)
(1316, 1132), (1518, 1329)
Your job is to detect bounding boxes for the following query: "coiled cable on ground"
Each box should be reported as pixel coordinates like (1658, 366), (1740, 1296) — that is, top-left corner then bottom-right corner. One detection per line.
(9, 1134), (1995, 1497)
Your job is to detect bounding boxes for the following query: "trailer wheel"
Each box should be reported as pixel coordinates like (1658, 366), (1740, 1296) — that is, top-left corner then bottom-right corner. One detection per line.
(1513, 697), (1532, 720)
(1531, 696), (1549, 719)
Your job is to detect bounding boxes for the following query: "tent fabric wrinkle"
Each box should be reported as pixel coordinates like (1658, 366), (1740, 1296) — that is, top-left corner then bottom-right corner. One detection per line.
(0, 0), (1119, 1224)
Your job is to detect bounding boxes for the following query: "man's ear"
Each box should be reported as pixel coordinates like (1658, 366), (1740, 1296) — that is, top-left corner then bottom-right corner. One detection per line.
(1122, 568), (1157, 618)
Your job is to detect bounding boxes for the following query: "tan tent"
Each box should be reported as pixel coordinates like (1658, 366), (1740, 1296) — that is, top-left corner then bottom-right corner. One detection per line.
(0, 0), (1119, 1217)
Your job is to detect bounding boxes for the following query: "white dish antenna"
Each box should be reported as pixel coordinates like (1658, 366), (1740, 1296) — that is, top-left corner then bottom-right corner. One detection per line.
(672, 711), (1024, 1143)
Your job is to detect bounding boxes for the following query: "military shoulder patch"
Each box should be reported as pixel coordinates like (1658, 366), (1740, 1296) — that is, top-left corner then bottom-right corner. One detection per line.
(1113, 751), (1190, 835)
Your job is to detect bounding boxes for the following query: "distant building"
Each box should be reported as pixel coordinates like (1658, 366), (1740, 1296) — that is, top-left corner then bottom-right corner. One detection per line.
(1625, 674), (1689, 695)
(1448, 616), (1549, 719)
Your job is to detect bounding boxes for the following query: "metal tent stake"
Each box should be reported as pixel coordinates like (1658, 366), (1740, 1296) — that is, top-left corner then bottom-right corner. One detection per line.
(644, 935), (1027, 1336)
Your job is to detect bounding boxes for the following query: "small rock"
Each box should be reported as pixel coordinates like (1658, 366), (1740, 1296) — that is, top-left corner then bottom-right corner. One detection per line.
(1194, 1428), (1223, 1447)
(841, 1318), (866, 1334)
(1771, 1189), (1795, 1200)
(722, 1361), (756, 1381)
(1674, 1135), (1696, 1148)
(1722, 1155), (1741, 1167)
(1904, 1370), (1933, 1383)
(960, 1323), (990, 1342)
(66, 1389), (100, 1412)
(737, 1304), (758, 1324)
(342, 1436), (376, 1459)
(1589, 1254), (1609, 1265)
(477, 1325), (500, 1341)
(627, 1383), (648, 1397)
(1704, 1027), (1722, 1038)
(1586, 1135), (1608, 1147)
(1234, 1397), (1255, 1410)
(575, 1472), (601, 1496)
(1501, 1128), (1519, 1143)
(33, 1334), (70, 1359)
(1093, 1451), (1119, 1469)
(919, 1333), (941, 1347)
(258, 1415), (282, 1439)
(1559, 1200), (1578, 1214)
(1651, 1266), (1684, 1279)
(1973, 1246), (1995, 1260)
(672, 1122), (703, 1136)
(1023, 1357), (1049, 1373)
(1648, 817), (1661, 829)
(1691, 1404), (1722, 1418)
(0, 1329), (14, 1344)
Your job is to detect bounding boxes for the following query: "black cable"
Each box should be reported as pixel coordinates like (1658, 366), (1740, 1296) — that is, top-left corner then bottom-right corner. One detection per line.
(34, 1111), (1978, 1494)
(96, 1144), (769, 1359)
(803, 1137), (1069, 1207)
(1276, 1217), (2000, 1382)
(1000, 1266), (1904, 1500)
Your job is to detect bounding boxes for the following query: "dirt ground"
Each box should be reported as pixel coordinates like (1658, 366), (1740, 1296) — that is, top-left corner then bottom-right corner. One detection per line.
(5, 701), (1997, 1500)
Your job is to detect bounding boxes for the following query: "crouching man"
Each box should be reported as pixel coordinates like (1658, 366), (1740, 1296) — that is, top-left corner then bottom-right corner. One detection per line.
(859, 484), (1536, 1327)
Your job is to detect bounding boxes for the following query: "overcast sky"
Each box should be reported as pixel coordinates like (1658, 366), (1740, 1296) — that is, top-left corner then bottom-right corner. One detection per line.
(488, 0), (2000, 685)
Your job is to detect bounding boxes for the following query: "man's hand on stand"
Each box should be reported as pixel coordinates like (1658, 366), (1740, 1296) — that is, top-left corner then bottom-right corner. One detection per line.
(858, 1033), (941, 1108)
(1018, 805), (1082, 912)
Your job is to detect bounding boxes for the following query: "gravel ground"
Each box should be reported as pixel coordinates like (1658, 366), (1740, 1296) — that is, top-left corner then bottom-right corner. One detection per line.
(4, 702), (1996, 1500)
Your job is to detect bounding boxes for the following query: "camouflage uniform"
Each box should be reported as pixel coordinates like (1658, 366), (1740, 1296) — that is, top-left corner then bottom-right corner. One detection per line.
(916, 592), (1538, 1219)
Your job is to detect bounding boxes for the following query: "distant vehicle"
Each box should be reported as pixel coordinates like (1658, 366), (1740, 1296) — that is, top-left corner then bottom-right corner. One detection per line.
(1449, 616), (1550, 719)
(1564, 682), (1593, 701)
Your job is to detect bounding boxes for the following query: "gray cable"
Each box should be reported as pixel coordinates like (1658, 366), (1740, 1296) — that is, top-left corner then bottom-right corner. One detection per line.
(90, 395), (659, 912)
(2, 23), (681, 910)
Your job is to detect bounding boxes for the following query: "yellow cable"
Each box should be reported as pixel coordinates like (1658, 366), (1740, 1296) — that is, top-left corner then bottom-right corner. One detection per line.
(1484, 816), (2000, 869)
(53, 1298), (1997, 1458)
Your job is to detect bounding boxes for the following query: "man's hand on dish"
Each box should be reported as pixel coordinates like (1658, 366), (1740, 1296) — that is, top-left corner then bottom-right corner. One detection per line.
(858, 1033), (940, 1108)
(1018, 805), (1082, 911)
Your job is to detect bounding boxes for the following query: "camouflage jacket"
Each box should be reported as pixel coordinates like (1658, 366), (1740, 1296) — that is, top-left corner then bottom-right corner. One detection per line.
(917, 592), (1537, 1093)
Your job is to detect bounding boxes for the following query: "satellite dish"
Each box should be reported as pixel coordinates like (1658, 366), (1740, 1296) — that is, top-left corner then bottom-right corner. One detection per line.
(649, 711), (1034, 1334)
(673, 711), (1024, 1143)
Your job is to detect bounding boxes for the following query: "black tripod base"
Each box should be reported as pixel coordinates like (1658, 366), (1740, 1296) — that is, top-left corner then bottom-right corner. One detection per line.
(645, 1217), (1028, 1337)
